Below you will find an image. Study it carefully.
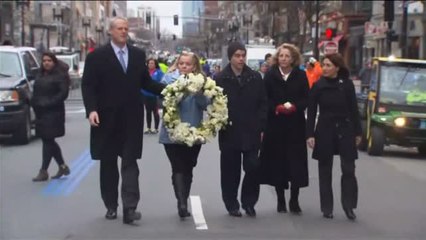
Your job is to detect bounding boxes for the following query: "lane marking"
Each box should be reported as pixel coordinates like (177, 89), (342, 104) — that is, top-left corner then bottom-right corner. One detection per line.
(66, 108), (86, 114)
(42, 149), (95, 196)
(190, 195), (208, 230)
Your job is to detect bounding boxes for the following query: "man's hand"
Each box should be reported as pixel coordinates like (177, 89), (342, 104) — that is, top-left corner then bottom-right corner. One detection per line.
(89, 111), (100, 127)
(307, 137), (315, 149)
(356, 136), (362, 146)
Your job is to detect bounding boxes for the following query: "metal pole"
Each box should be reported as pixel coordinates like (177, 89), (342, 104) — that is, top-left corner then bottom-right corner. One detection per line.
(400, 0), (408, 58)
(313, 0), (320, 60)
(21, 4), (25, 46)
(85, 25), (88, 57)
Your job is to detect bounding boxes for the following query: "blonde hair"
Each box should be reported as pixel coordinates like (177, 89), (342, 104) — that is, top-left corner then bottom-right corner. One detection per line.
(109, 17), (128, 30)
(168, 52), (203, 75)
(273, 43), (302, 68)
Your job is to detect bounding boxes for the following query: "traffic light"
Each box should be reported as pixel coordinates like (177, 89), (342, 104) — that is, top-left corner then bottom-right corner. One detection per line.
(325, 28), (336, 40)
(173, 15), (178, 26)
(146, 13), (151, 25)
(172, 34), (176, 40)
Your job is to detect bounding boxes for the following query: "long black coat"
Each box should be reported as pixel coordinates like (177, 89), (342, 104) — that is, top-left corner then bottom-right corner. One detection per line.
(306, 77), (362, 161)
(259, 66), (309, 188)
(31, 66), (69, 139)
(215, 65), (267, 151)
(81, 44), (164, 160)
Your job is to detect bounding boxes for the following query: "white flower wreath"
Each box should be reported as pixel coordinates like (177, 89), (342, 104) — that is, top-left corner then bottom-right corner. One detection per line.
(161, 73), (228, 147)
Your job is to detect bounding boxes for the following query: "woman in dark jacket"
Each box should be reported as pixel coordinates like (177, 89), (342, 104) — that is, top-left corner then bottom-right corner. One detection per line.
(259, 43), (309, 214)
(306, 53), (362, 220)
(31, 52), (70, 181)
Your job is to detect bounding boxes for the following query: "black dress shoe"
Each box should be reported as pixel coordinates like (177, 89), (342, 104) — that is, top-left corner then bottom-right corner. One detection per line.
(344, 208), (356, 220)
(105, 209), (117, 220)
(123, 208), (141, 224)
(323, 213), (334, 219)
(228, 209), (242, 217)
(289, 199), (302, 214)
(277, 201), (287, 213)
(243, 207), (256, 217)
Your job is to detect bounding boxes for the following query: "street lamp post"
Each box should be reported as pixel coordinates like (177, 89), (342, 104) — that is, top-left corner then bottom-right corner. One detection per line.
(52, 5), (64, 46)
(82, 17), (91, 57)
(16, 1), (29, 46)
(95, 25), (104, 47)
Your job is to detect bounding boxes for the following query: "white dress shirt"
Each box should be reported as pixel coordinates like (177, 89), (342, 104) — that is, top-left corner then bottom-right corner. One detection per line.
(110, 41), (128, 69)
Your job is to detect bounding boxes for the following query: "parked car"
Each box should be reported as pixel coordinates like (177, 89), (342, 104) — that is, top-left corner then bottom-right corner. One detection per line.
(0, 46), (40, 144)
(55, 51), (81, 89)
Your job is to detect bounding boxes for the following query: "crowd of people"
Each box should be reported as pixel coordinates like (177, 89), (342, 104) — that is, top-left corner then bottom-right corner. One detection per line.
(29, 16), (362, 225)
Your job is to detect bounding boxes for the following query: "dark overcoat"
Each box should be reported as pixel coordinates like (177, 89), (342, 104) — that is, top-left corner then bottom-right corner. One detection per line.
(31, 66), (69, 139)
(258, 66), (309, 188)
(81, 44), (164, 160)
(215, 64), (267, 151)
(306, 77), (362, 161)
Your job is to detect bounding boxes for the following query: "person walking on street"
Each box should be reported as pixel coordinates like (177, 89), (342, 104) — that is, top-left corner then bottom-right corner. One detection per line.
(159, 51), (210, 219)
(215, 42), (268, 217)
(306, 53), (362, 220)
(259, 43), (310, 214)
(81, 17), (165, 225)
(142, 58), (163, 134)
(31, 52), (70, 181)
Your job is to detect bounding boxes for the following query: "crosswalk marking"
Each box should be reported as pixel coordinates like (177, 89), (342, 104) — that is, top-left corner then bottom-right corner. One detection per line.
(190, 195), (208, 230)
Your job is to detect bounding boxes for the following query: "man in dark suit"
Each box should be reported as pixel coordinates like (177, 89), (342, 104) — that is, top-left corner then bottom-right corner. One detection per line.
(215, 42), (268, 217)
(81, 17), (164, 225)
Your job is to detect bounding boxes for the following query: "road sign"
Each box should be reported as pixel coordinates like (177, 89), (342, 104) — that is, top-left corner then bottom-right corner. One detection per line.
(323, 41), (338, 54)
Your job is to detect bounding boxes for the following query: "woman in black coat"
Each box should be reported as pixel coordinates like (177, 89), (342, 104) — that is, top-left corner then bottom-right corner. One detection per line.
(31, 52), (70, 181)
(259, 43), (309, 214)
(306, 53), (362, 220)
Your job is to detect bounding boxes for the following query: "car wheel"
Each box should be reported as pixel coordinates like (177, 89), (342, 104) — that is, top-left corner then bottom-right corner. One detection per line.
(358, 120), (368, 151)
(13, 105), (31, 144)
(367, 127), (385, 156)
(418, 145), (426, 156)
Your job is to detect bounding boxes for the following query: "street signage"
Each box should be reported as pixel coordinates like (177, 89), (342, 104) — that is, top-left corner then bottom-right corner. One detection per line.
(323, 41), (338, 54)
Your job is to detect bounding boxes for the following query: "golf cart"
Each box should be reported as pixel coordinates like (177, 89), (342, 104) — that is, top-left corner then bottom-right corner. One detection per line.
(357, 57), (426, 156)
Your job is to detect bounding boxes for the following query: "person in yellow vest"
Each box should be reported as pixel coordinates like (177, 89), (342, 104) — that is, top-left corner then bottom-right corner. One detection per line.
(305, 57), (323, 89)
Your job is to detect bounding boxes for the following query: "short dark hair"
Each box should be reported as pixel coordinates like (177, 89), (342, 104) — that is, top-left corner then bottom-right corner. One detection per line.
(264, 53), (272, 61)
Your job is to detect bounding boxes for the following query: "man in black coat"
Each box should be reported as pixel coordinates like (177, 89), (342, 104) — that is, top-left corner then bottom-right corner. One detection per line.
(81, 17), (164, 224)
(215, 42), (268, 217)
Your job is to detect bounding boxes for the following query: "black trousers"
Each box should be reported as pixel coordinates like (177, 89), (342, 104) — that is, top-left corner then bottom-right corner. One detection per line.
(220, 148), (260, 211)
(318, 156), (358, 214)
(100, 156), (139, 210)
(41, 138), (65, 170)
(164, 144), (201, 174)
(144, 97), (160, 130)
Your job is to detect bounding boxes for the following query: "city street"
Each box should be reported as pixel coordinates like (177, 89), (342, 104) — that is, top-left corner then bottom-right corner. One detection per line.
(1, 101), (426, 240)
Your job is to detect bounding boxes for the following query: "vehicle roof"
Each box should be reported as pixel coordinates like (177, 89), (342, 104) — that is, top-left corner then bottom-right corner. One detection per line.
(0, 46), (37, 53)
(374, 57), (426, 64)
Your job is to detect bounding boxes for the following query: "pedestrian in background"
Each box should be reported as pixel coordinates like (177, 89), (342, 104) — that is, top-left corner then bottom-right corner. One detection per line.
(142, 58), (163, 134)
(305, 57), (323, 89)
(81, 17), (164, 224)
(159, 51), (210, 219)
(258, 61), (269, 79)
(31, 52), (70, 181)
(306, 53), (362, 220)
(211, 64), (221, 80)
(259, 43), (309, 214)
(215, 42), (267, 217)
(265, 53), (274, 67)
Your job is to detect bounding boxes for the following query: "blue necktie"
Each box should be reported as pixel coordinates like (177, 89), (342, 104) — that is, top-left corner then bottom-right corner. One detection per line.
(118, 49), (126, 72)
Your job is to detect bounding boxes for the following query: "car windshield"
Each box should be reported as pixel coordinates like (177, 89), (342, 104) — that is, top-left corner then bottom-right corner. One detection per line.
(0, 52), (23, 77)
(380, 65), (426, 106)
(56, 56), (73, 72)
(247, 59), (261, 71)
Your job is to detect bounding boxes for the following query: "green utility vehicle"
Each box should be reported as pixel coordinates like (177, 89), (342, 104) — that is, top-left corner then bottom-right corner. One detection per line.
(358, 57), (426, 156)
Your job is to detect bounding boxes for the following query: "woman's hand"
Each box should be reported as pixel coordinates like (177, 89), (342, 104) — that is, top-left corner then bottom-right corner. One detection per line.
(307, 137), (315, 149)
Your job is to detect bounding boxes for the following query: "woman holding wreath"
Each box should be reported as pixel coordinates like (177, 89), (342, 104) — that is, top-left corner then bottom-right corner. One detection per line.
(159, 51), (210, 219)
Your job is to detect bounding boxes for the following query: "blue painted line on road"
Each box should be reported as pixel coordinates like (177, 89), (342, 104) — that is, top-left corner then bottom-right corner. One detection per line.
(42, 149), (94, 196)
(42, 149), (89, 195)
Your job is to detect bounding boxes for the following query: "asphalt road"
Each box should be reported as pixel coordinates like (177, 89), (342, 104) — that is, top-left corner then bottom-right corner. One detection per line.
(1, 102), (426, 240)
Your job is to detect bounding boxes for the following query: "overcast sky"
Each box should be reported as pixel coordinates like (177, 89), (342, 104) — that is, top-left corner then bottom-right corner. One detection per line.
(127, 1), (183, 36)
